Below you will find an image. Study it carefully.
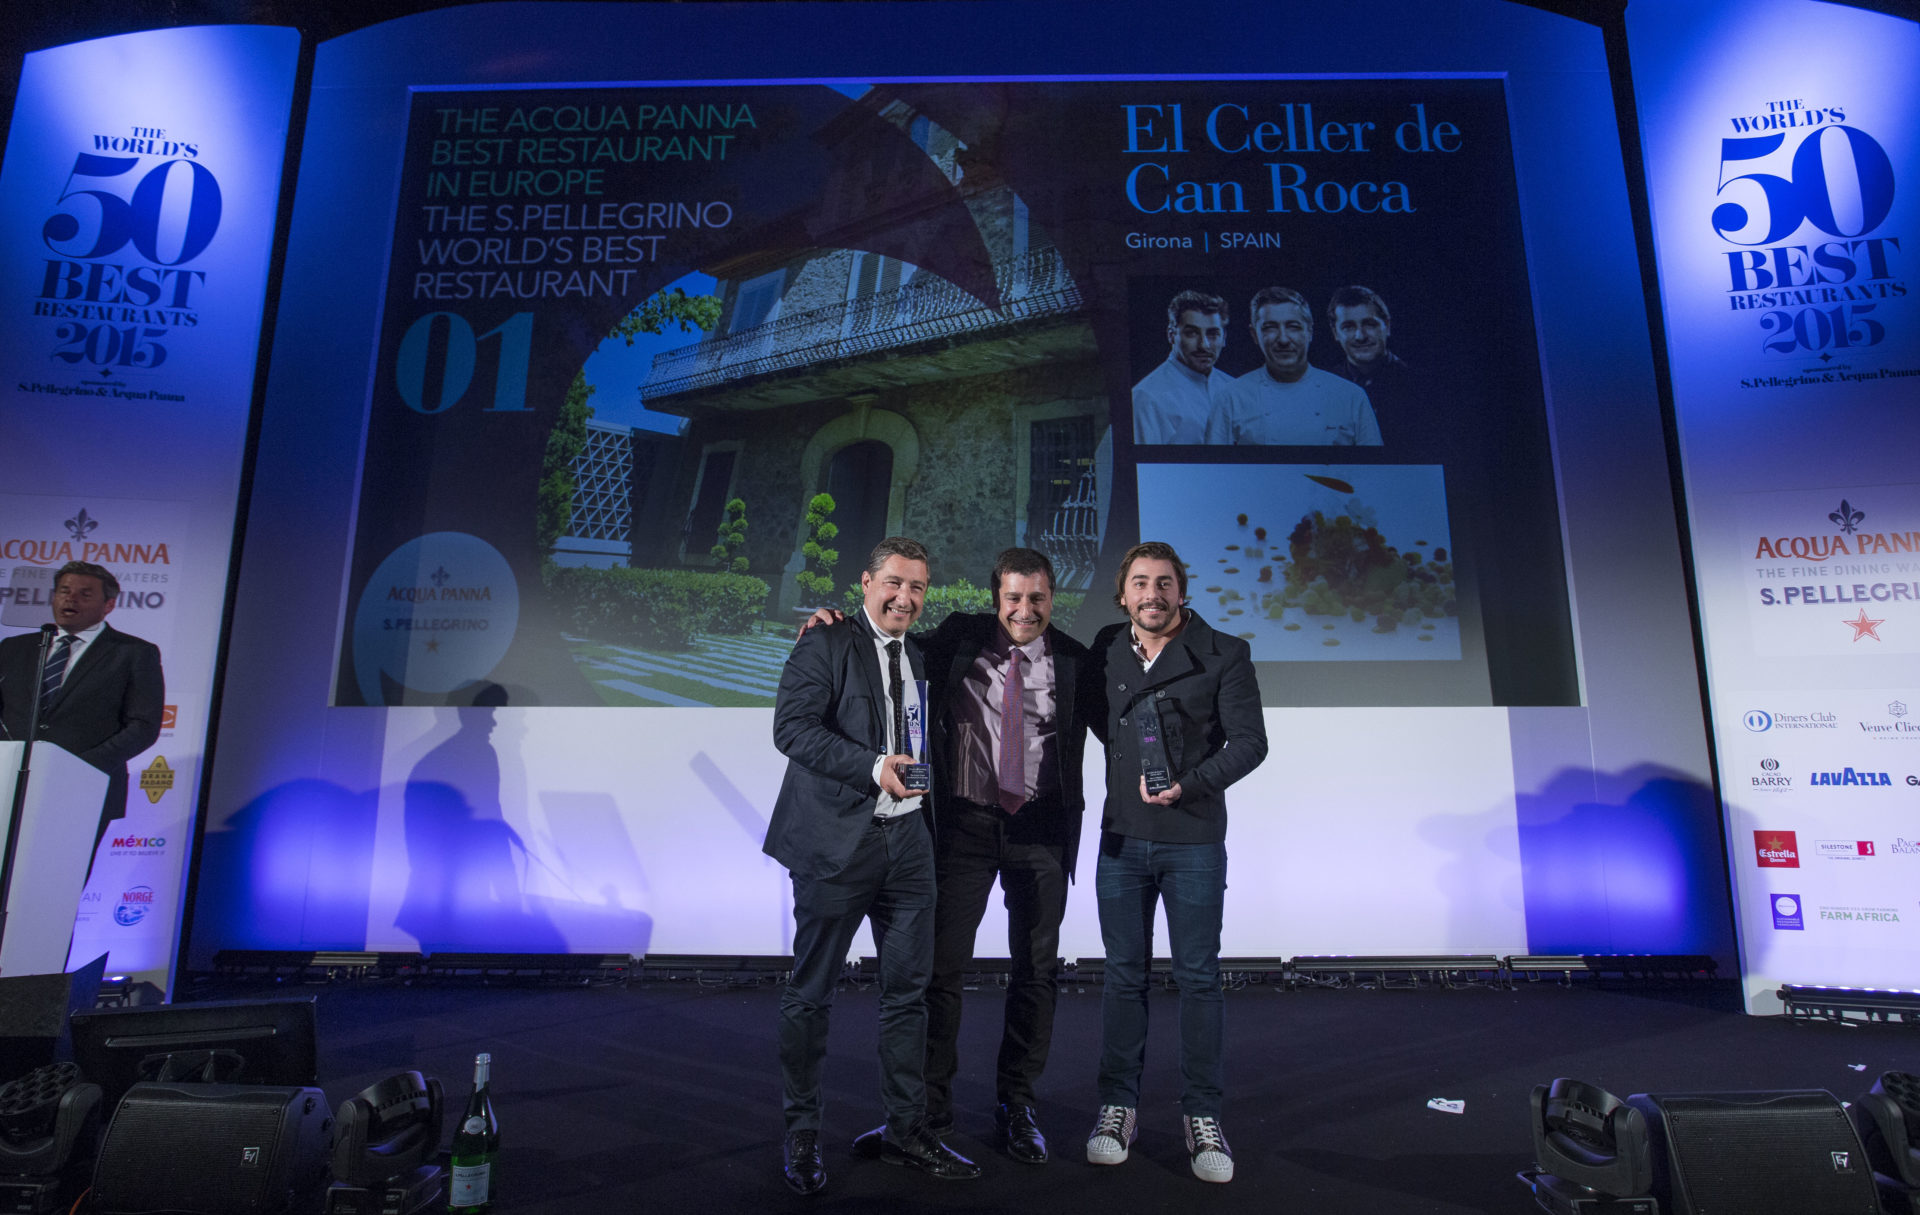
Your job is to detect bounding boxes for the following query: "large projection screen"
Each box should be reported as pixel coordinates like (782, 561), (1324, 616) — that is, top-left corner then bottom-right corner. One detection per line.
(192, 0), (1724, 973)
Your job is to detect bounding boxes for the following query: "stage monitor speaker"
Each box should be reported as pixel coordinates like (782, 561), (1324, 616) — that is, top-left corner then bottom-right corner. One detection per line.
(92, 1082), (333, 1215)
(0, 957), (105, 1082)
(1626, 1089), (1878, 1215)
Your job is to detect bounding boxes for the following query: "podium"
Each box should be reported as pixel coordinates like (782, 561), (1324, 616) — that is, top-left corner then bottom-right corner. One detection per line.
(0, 742), (107, 976)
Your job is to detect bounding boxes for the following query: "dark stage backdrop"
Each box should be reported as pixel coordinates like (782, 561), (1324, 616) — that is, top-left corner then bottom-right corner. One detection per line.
(186, 0), (1730, 974)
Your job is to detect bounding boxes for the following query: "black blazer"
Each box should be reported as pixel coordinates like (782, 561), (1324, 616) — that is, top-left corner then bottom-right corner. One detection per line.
(1087, 610), (1267, 844)
(0, 623), (165, 830)
(919, 611), (1091, 877)
(764, 615), (928, 880)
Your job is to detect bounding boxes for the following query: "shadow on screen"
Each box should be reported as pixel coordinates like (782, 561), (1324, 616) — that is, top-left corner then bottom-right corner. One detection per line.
(192, 778), (378, 965)
(394, 685), (564, 952)
(1514, 765), (1734, 963)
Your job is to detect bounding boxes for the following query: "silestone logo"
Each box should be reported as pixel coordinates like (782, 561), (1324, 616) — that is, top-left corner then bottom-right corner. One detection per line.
(1814, 839), (1875, 860)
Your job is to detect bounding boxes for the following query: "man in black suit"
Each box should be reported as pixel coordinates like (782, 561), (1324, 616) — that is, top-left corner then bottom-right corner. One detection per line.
(0, 561), (164, 850)
(917, 547), (1088, 1164)
(765, 537), (979, 1194)
(1082, 541), (1266, 1185)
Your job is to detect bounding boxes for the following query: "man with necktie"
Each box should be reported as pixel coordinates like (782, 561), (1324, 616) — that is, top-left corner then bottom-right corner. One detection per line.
(0, 561), (165, 852)
(916, 547), (1089, 1164)
(765, 537), (980, 1194)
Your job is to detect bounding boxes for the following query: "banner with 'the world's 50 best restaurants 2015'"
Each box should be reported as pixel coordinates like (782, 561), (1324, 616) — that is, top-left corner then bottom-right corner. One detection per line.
(0, 26), (298, 992)
(1629, 0), (1920, 1011)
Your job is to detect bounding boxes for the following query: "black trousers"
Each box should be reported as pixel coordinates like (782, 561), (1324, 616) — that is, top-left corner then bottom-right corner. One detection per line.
(924, 797), (1069, 1118)
(778, 812), (935, 1138)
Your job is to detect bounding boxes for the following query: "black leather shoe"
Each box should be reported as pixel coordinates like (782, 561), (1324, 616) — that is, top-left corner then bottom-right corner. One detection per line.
(851, 1125), (886, 1159)
(996, 1103), (1048, 1164)
(876, 1125), (983, 1180)
(783, 1129), (826, 1195)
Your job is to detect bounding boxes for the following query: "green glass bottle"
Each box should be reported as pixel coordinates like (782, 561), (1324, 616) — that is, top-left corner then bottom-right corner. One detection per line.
(448, 1053), (498, 1213)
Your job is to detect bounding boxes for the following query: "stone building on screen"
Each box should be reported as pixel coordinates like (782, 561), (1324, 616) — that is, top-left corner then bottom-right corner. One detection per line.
(633, 86), (1111, 609)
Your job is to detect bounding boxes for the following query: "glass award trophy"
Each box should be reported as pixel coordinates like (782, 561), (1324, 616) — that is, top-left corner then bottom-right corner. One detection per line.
(1137, 698), (1173, 795)
(902, 679), (932, 792)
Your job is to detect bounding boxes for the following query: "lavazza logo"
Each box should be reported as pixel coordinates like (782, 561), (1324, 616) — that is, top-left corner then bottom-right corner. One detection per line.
(1752, 757), (1792, 790)
(1807, 764), (1895, 787)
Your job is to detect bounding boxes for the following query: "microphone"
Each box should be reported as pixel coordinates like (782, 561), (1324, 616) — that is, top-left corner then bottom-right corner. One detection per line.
(38, 623), (57, 636)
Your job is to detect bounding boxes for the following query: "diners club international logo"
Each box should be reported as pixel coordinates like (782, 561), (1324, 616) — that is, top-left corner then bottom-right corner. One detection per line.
(1754, 829), (1800, 867)
(1712, 94), (1912, 387)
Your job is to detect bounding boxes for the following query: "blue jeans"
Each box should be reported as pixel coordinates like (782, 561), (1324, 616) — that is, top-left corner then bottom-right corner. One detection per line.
(1094, 832), (1226, 1117)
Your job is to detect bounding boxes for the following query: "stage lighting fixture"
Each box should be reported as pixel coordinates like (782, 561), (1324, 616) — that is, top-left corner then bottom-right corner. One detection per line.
(1780, 983), (1920, 1025)
(325, 1071), (446, 1215)
(1518, 1077), (1657, 1214)
(639, 954), (792, 983)
(0, 1063), (104, 1215)
(213, 951), (425, 982)
(1853, 1071), (1920, 1212)
(420, 952), (637, 984)
(1288, 954), (1502, 989)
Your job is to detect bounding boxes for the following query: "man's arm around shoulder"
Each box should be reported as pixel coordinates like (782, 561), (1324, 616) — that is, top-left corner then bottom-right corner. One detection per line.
(773, 621), (881, 789)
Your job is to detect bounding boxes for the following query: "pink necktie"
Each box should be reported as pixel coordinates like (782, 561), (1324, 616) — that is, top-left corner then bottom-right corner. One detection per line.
(998, 649), (1025, 814)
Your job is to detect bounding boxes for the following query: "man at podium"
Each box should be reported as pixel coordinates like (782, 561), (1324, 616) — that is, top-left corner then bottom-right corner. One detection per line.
(0, 561), (164, 849)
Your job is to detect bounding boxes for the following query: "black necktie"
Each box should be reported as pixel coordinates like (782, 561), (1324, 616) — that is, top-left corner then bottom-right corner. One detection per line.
(39, 633), (74, 715)
(886, 640), (906, 755)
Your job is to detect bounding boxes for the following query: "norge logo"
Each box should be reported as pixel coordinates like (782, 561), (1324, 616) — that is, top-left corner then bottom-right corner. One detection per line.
(113, 885), (155, 926)
(1755, 830), (1800, 867)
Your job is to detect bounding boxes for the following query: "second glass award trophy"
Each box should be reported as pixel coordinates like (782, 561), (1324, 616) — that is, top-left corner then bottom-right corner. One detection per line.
(902, 679), (932, 792)
(1137, 698), (1173, 795)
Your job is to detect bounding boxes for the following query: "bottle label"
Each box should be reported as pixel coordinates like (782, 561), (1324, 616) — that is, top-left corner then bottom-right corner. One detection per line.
(462, 1116), (488, 1135)
(449, 1162), (490, 1208)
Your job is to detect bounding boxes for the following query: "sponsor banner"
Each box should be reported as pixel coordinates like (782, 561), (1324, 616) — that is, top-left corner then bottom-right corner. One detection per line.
(1740, 484), (1920, 656)
(0, 26), (298, 990)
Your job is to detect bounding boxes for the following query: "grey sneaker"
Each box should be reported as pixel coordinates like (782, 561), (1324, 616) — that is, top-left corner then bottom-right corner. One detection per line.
(1086, 1104), (1138, 1165)
(1184, 1115), (1233, 1183)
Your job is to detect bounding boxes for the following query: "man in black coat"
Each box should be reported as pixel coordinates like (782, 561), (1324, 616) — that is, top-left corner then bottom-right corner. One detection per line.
(764, 537), (978, 1194)
(1082, 541), (1267, 1185)
(0, 561), (164, 848)
(916, 548), (1089, 1164)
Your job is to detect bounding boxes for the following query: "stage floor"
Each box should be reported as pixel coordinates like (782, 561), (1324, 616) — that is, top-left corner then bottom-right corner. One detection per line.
(202, 975), (1911, 1214)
